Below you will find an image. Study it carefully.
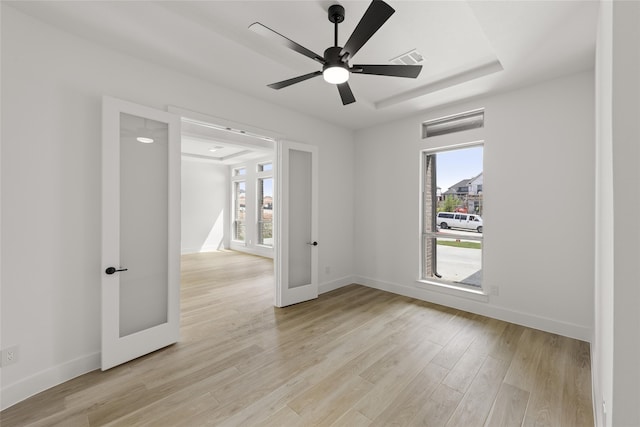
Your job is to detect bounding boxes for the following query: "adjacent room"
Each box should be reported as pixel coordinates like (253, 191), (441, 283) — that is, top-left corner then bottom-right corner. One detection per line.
(180, 116), (276, 259)
(1, 1), (638, 426)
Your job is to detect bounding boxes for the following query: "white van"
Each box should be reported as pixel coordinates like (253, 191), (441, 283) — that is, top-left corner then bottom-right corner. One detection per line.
(436, 212), (483, 233)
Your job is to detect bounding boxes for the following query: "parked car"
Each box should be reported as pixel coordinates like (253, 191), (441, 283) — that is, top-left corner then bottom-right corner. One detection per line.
(437, 212), (483, 233)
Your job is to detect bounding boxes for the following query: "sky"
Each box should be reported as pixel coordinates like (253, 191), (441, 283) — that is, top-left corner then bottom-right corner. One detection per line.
(262, 177), (273, 197)
(436, 145), (483, 192)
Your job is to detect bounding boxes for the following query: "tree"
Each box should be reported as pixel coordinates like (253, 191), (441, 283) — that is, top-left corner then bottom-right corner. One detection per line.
(439, 194), (461, 212)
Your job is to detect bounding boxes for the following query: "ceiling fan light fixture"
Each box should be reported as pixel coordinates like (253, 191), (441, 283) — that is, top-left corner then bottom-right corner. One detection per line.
(323, 65), (349, 84)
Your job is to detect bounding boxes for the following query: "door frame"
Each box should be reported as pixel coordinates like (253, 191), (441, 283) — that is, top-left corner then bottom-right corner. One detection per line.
(167, 106), (319, 307)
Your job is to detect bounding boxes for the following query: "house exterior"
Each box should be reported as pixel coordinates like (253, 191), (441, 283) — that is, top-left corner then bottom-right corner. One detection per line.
(442, 173), (483, 214)
(468, 173), (483, 195)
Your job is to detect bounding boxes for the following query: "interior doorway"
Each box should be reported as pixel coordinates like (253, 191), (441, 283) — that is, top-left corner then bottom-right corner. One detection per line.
(170, 106), (320, 309)
(179, 117), (276, 260)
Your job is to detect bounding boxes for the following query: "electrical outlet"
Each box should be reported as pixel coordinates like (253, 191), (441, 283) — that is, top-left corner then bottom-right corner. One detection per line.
(1, 345), (19, 367)
(490, 286), (499, 296)
(325, 266), (331, 275)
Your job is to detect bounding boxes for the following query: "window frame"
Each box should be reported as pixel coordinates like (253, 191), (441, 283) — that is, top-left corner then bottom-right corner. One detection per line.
(422, 108), (484, 138)
(232, 166), (246, 177)
(257, 161), (273, 172)
(231, 172), (247, 243)
(419, 142), (486, 298)
(229, 157), (275, 255)
(256, 166), (274, 247)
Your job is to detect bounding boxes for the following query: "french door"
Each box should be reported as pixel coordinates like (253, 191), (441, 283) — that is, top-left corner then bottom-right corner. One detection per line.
(275, 140), (319, 307)
(101, 96), (181, 370)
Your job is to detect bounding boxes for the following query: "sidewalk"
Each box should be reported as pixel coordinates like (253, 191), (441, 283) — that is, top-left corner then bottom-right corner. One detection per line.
(436, 244), (482, 287)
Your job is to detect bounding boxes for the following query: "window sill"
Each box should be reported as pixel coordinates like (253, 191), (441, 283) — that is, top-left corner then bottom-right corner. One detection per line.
(415, 279), (489, 302)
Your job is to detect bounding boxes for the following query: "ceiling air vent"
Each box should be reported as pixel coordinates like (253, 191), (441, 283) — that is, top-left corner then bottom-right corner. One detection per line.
(422, 109), (485, 138)
(390, 49), (424, 66)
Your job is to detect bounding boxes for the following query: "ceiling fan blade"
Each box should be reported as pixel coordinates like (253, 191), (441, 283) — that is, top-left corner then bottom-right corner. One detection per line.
(352, 64), (422, 78)
(337, 82), (356, 105)
(340, 0), (395, 61)
(249, 22), (326, 65)
(267, 71), (322, 90)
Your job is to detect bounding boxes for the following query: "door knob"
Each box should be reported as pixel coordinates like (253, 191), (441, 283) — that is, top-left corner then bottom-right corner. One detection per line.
(105, 267), (128, 275)
(307, 241), (318, 246)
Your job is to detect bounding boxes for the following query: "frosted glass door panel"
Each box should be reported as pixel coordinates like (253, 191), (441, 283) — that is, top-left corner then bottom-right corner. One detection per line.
(119, 113), (168, 337)
(288, 149), (312, 288)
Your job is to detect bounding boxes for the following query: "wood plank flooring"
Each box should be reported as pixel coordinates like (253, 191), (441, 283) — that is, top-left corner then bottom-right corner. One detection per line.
(1, 251), (594, 426)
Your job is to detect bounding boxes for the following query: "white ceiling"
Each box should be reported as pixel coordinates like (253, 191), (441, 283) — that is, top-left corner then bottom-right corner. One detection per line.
(8, 0), (599, 131)
(181, 135), (272, 164)
(181, 118), (274, 164)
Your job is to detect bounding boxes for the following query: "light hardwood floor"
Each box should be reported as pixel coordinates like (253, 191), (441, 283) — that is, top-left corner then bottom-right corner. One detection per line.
(1, 251), (594, 426)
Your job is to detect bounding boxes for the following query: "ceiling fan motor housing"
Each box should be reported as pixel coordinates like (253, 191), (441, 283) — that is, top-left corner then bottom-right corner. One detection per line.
(328, 4), (345, 24)
(323, 46), (348, 70)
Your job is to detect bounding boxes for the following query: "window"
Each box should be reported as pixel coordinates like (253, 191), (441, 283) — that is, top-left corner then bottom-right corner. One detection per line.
(258, 162), (272, 172)
(422, 145), (484, 289)
(422, 109), (484, 138)
(257, 177), (273, 246)
(230, 158), (274, 252)
(233, 181), (246, 242)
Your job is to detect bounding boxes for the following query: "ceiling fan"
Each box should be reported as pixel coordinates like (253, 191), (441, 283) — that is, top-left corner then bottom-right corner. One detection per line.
(249, 0), (422, 105)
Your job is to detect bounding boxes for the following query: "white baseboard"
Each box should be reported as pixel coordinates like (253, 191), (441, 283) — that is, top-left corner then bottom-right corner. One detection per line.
(228, 245), (274, 259)
(355, 275), (591, 342)
(182, 246), (275, 259)
(319, 275), (355, 295)
(181, 245), (227, 255)
(1, 352), (100, 411)
(181, 247), (200, 255)
(198, 244), (225, 253)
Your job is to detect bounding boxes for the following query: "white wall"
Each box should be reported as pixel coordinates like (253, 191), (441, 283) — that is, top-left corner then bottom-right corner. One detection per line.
(354, 71), (595, 341)
(181, 158), (228, 254)
(0, 5), (355, 409)
(593, 1), (640, 425)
